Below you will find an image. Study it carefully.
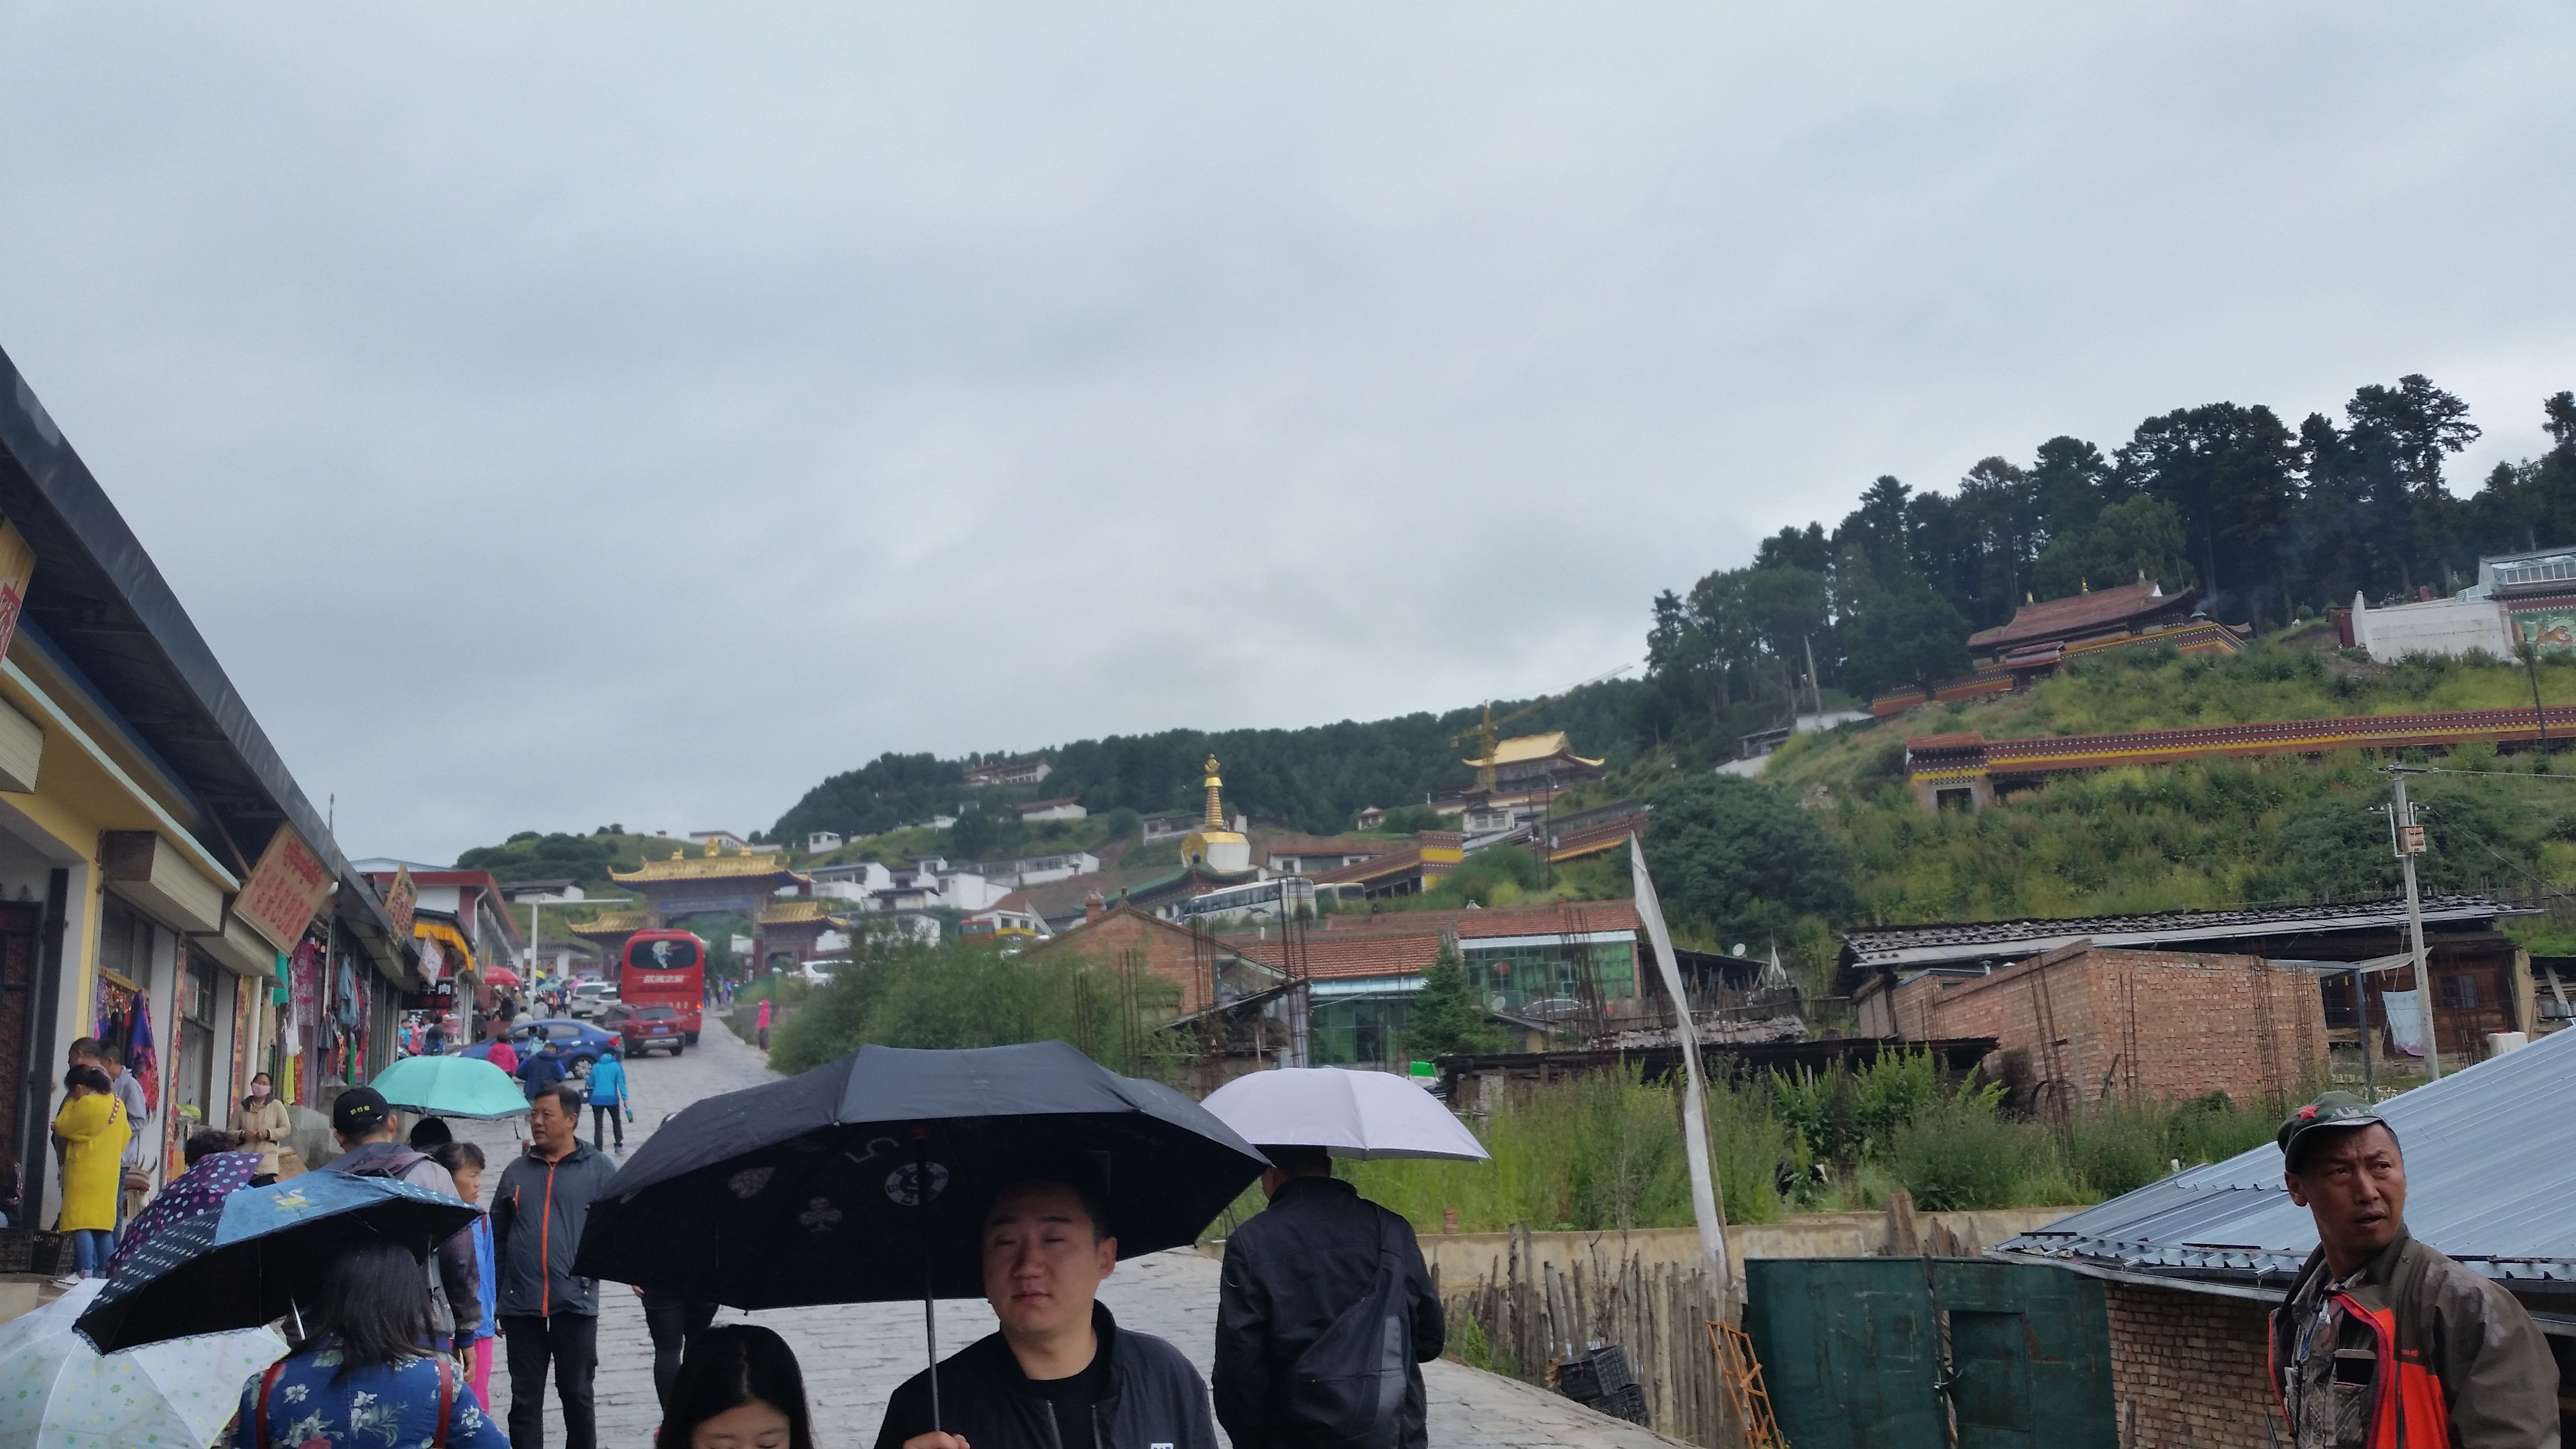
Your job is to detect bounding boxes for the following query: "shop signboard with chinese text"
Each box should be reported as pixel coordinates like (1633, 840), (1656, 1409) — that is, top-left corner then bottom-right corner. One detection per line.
(0, 521), (34, 661)
(235, 824), (334, 952)
(385, 864), (418, 939)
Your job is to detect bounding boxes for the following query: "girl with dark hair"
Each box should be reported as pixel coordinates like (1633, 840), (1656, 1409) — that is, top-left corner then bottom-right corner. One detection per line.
(431, 1139), (500, 1409)
(52, 1064), (127, 1282)
(658, 1324), (813, 1449)
(232, 1239), (508, 1447)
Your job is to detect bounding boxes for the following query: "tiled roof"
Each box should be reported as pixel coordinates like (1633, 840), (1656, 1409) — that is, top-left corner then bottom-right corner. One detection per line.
(1966, 580), (2192, 654)
(1456, 901), (1639, 938)
(612, 852), (809, 886)
(1309, 850), (1425, 886)
(1298, 935), (1445, 980)
(565, 910), (647, 936)
(756, 900), (845, 926)
(1996, 1024), (2576, 1287)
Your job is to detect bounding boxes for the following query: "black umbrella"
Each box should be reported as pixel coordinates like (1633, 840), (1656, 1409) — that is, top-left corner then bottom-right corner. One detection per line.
(77, 1172), (479, 1352)
(574, 1041), (1268, 1426)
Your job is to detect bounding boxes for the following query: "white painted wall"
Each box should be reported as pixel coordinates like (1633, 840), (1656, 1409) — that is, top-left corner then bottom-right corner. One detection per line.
(2351, 593), (2512, 664)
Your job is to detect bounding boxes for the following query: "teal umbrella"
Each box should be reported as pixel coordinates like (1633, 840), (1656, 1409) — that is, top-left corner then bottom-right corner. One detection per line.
(369, 1052), (529, 1120)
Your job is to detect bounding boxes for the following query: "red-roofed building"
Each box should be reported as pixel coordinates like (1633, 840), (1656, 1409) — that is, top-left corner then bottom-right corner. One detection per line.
(1875, 580), (2247, 716)
(1025, 897), (1657, 1067)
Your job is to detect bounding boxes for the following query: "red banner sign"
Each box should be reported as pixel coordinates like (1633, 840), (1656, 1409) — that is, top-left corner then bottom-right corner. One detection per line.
(235, 824), (334, 952)
(0, 521), (36, 664)
(385, 864), (418, 940)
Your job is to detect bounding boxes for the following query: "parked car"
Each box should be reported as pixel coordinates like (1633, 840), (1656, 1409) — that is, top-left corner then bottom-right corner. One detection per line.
(462, 1017), (621, 1078)
(617, 1003), (689, 1057)
(569, 980), (620, 1018)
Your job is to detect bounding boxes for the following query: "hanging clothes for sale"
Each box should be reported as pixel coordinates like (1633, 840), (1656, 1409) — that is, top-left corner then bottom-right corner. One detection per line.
(127, 990), (159, 1112)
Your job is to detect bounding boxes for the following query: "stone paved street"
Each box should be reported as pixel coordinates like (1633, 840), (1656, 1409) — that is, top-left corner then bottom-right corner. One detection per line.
(455, 1022), (1684, 1449)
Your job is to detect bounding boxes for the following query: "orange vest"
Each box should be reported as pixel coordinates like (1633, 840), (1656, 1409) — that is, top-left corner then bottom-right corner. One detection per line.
(2277, 1268), (2452, 1433)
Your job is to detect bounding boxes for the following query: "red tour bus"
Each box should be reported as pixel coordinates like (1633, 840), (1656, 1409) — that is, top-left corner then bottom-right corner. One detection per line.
(619, 929), (707, 1045)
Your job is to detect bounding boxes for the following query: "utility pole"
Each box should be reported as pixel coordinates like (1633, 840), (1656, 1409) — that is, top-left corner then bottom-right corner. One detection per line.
(2390, 770), (2442, 1081)
(2522, 635), (2551, 767)
(1803, 634), (1823, 717)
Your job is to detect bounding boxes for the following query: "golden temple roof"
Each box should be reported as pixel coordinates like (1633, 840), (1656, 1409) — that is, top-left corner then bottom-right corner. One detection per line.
(611, 850), (810, 886)
(757, 899), (846, 927)
(566, 909), (648, 936)
(1461, 731), (1604, 770)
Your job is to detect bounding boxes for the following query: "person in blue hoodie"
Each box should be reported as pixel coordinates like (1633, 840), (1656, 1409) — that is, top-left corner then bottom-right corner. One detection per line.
(584, 1045), (629, 1152)
(516, 1038), (566, 1101)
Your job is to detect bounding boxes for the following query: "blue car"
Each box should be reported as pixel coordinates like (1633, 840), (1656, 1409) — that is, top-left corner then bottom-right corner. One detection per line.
(462, 1018), (621, 1079)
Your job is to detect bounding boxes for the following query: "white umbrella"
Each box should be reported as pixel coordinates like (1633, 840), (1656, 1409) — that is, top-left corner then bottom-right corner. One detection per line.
(1201, 1066), (1491, 1161)
(0, 1279), (289, 1449)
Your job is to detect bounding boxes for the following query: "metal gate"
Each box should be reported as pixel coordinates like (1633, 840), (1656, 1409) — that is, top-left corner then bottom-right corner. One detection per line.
(1743, 1257), (2116, 1449)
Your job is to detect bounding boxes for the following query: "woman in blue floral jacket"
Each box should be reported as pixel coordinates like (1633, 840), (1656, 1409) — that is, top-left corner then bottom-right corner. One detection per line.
(233, 1237), (506, 1448)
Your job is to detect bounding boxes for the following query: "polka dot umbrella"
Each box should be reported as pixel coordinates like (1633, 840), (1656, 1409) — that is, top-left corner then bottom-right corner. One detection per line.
(0, 1278), (288, 1449)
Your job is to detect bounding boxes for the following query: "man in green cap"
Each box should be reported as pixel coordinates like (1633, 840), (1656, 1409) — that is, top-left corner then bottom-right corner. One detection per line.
(2268, 1091), (2558, 1448)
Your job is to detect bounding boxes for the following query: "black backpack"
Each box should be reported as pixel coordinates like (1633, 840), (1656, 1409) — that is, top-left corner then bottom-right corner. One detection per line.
(1283, 1208), (1411, 1449)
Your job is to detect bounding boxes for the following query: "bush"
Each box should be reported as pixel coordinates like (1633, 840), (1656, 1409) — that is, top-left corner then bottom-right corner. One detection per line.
(1344, 1064), (1793, 1233)
(1887, 1090), (2062, 1211)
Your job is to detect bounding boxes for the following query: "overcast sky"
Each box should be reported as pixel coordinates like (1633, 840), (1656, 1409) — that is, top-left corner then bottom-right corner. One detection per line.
(3, 4), (2571, 864)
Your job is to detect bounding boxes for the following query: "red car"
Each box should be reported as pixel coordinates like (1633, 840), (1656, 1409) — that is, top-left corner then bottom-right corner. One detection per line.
(618, 1003), (688, 1057)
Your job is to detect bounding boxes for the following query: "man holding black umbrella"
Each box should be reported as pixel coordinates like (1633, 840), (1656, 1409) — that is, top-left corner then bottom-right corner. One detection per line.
(493, 1081), (619, 1449)
(875, 1165), (1220, 1449)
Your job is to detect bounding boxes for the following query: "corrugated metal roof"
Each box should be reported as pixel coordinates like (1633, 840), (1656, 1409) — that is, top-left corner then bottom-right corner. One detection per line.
(1996, 1024), (2576, 1288)
(1842, 895), (2526, 971)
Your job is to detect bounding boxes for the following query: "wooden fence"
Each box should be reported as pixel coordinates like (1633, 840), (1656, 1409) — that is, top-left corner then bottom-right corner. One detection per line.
(1438, 1224), (1739, 1448)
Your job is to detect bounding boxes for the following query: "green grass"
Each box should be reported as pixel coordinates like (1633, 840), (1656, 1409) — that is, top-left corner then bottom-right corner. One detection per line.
(1285, 1058), (2291, 1236)
(1755, 642), (2576, 923)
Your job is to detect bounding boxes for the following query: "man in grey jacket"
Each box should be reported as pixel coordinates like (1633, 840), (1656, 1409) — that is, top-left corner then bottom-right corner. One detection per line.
(2268, 1092), (2558, 1449)
(493, 1081), (619, 1449)
(320, 1086), (482, 1345)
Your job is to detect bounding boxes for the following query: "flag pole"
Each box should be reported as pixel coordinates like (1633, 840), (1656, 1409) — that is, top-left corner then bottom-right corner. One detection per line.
(1629, 834), (1731, 1311)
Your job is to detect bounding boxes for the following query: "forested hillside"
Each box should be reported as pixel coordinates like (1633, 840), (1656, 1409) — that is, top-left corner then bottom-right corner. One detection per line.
(1633, 380), (2576, 763)
(456, 372), (2576, 960)
(765, 680), (1647, 847)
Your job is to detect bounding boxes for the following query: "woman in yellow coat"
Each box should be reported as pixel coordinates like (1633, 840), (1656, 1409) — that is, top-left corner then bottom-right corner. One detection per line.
(53, 1064), (129, 1279)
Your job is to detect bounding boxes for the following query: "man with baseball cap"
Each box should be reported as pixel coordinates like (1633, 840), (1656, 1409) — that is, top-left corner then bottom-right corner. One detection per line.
(323, 1086), (483, 1348)
(2268, 1091), (2556, 1448)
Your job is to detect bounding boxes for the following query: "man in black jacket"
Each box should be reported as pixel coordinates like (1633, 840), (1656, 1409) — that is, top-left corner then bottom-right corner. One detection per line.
(320, 1086), (482, 1347)
(876, 1170), (1219, 1449)
(1213, 1146), (1443, 1449)
(493, 1082), (620, 1449)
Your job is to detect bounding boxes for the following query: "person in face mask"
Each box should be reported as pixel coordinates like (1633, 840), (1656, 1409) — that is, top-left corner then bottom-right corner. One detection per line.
(233, 1071), (293, 1185)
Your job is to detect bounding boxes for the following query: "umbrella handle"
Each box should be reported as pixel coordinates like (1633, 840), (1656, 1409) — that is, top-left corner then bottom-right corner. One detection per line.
(917, 1126), (940, 1434)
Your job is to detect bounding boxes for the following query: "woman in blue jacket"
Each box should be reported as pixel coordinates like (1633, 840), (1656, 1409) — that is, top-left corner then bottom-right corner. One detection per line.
(585, 1044), (629, 1151)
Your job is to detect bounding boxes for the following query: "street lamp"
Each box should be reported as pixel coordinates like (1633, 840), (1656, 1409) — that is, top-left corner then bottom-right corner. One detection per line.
(524, 893), (637, 979)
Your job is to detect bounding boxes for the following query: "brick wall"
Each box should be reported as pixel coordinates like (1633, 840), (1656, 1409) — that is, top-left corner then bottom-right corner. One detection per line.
(2102, 1279), (2282, 1448)
(1897, 948), (2328, 1112)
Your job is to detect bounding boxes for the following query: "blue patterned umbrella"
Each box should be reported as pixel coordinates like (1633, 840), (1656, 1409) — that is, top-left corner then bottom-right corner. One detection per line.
(75, 1173), (477, 1353)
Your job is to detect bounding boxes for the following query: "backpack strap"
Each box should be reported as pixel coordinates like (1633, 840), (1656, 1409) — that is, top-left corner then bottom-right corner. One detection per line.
(255, 1360), (289, 1447)
(434, 1353), (455, 1449)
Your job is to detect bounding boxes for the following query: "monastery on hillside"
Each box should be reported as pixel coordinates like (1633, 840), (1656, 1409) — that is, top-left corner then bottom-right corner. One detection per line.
(1873, 578), (2246, 716)
(1455, 730), (1607, 836)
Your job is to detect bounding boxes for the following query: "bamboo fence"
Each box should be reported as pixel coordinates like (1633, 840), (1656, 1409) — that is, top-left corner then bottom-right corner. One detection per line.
(1438, 1225), (1740, 1449)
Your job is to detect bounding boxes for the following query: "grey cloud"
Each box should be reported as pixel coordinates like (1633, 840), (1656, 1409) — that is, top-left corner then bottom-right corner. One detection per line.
(0, 2), (2568, 859)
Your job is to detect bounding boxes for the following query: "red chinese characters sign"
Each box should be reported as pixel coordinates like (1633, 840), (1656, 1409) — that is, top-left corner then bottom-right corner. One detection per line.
(0, 521), (36, 663)
(384, 864), (418, 940)
(235, 824), (334, 952)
